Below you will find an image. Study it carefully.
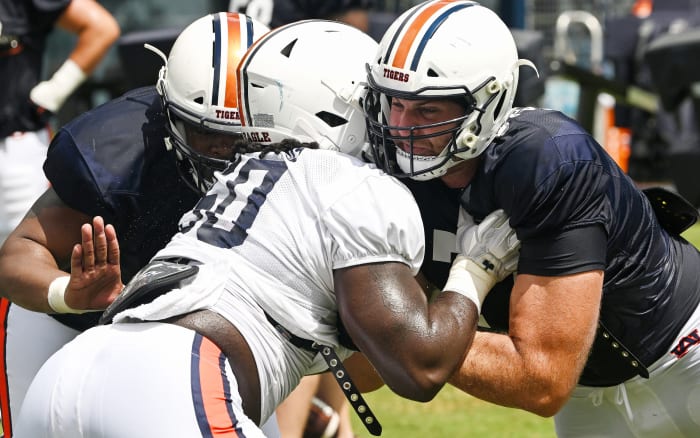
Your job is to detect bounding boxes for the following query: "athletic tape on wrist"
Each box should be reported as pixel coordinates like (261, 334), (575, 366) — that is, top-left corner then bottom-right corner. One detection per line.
(29, 59), (87, 112)
(47, 276), (85, 314)
(442, 255), (496, 313)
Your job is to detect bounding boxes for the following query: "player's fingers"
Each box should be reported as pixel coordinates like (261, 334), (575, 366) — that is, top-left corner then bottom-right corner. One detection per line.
(92, 216), (107, 264)
(70, 243), (83, 276)
(105, 224), (120, 266)
(81, 222), (95, 271)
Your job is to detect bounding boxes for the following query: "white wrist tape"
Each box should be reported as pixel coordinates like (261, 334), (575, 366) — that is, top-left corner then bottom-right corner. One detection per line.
(47, 276), (85, 314)
(29, 59), (87, 113)
(442, 255), (497, 313)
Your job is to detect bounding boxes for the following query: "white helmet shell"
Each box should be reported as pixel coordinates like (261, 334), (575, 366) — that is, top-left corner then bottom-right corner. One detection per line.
(237, 19), (378, 158)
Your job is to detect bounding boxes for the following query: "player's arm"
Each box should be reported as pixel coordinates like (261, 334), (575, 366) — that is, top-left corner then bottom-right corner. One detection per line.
(335, 261), (478, 402)
(30, 0), (120, 113)
(0, 188), (122, 313)
(449, 270), (602, 417)
(344, 352), (384, 393)
(57, 0), (120, 73)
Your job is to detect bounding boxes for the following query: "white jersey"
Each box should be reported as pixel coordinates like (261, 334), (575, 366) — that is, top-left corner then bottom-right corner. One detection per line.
(115, 147), (425, 422)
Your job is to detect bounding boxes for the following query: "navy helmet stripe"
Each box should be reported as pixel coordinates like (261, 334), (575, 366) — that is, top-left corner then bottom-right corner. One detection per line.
(409, 3), (473, 71)
(212, 14), (223, 106)
(244, 15), (254, 47)
(382, 4), (422, 65)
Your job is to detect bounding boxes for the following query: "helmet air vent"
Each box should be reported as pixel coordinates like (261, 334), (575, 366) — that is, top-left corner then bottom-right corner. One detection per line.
(281, 39), (298, 58)
(316, 111), (347, 128)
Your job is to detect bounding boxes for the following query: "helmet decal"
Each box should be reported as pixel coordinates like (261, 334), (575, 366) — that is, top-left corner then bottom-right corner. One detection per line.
(385, 1), (475, 71)
(210, 12), (257, 109)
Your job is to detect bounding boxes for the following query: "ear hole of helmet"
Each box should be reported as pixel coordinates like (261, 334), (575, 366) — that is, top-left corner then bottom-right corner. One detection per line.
(492, 90), (508, 124)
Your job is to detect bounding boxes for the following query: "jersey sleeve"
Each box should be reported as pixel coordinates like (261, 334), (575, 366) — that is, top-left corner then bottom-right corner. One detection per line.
(490, 116), (612, 275)
(323, 175), (425, 275)
(43, 87), (165, 221)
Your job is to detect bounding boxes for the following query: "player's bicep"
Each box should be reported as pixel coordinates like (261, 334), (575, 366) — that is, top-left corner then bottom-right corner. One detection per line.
(20, 187), (91, 266)
(335, 262), (427, 357)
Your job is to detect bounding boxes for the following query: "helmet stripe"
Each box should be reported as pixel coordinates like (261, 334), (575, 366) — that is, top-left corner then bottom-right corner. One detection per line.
(211, 13), (223, 106)
(409, 3), (472, 71)
(224, 13), (244, 109)
(391, 1), (474, 71)
(381, 3), (422, 65)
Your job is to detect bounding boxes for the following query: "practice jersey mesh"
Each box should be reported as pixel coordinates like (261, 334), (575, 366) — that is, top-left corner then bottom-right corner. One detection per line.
(121, 148), (425, 419)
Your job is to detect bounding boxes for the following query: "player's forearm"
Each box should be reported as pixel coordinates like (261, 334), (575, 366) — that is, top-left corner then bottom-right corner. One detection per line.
(449, 331), (575, 417)
(0, 236), (66, 313)
(368, 293), (477, 402)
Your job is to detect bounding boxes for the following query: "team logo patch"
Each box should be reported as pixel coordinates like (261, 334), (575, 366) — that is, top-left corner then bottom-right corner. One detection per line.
(245, 131), (272, 143)
(216, 109), (240, 120)
(671, 328), (700, 359)
(383, 68), (409, 83)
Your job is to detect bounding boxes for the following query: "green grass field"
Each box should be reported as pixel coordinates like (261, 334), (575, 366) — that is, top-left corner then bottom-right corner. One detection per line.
(350, 223), (700, 437)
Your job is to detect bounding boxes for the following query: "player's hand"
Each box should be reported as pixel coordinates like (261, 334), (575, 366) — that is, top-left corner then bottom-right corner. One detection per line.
(457, 208), (520, 282)
(67, 216), (124, 311)
(443, 209), (519, 312)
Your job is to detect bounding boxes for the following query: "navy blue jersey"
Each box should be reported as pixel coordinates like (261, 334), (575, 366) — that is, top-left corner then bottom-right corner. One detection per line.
(0, 0), (70, 136)
(43, 86), (200, 331)
(409, 107), (700, 386)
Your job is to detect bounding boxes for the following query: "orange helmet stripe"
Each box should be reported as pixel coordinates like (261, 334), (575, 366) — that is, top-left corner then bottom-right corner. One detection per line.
(224, 13), (243, 108)
(392, 1), (453, 69)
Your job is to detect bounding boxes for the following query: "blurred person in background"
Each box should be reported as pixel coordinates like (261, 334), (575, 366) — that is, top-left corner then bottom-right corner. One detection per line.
(0, 0), (119, 245)
(0, 12), (272, 438)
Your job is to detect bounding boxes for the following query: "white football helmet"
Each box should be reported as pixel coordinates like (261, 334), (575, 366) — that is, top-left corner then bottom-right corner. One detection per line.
(156, 12), (269, 193)
(236, 19), (378, 158)
(364, 1), (532, 180)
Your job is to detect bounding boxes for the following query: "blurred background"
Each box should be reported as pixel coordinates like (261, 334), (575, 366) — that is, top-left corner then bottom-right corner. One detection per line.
(43, 0), (700, 207)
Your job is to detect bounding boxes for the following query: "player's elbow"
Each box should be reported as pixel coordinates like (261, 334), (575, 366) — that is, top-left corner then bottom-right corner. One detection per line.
(522, 384), (572, 417)
(385, 367), (452, 402)
(101, 15), (121, 45)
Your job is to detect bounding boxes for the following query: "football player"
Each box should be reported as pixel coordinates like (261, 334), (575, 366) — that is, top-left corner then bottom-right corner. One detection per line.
(13, 20), (515, 437)
(364, 1), (700, 436)
(0, 12), (270, 437)
(227, 3), (374, 436)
